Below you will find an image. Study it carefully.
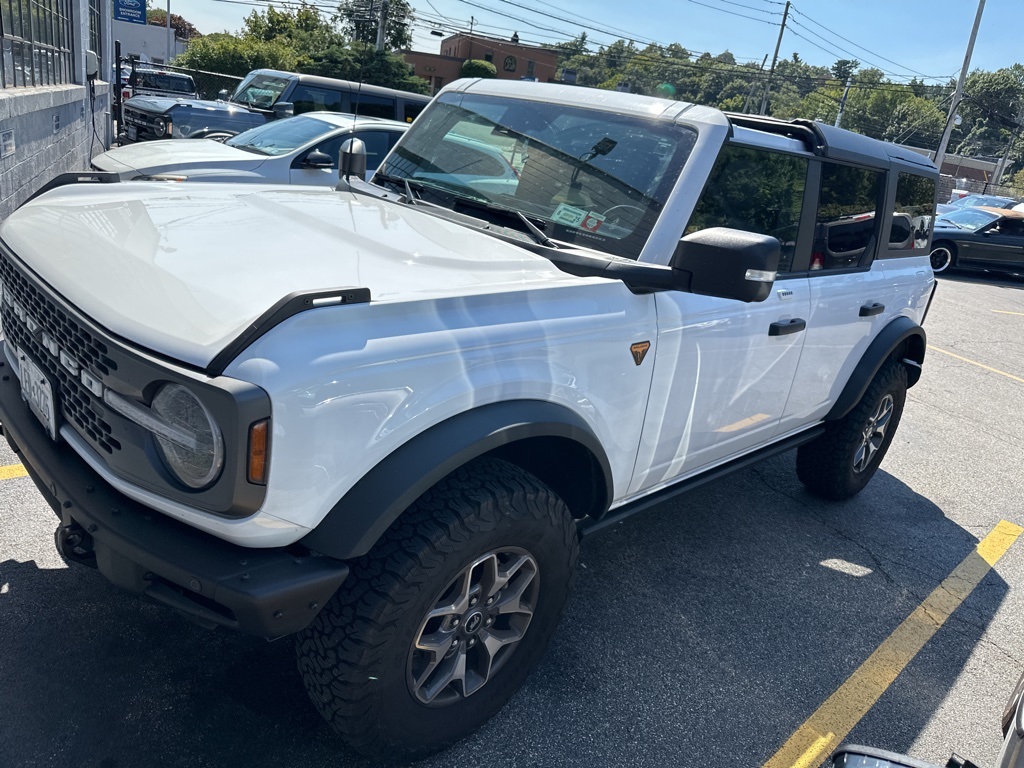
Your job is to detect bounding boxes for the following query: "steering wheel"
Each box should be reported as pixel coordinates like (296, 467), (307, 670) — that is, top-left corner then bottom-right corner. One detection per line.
(601, 204), (645, 220)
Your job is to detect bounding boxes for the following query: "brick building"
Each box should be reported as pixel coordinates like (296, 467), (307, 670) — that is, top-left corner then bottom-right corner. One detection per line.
(402, 33), (559, 95)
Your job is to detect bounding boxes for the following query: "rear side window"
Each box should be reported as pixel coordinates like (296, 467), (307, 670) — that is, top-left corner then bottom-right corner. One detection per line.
(403, 100), (427, 123)
(812, 163), (884, 271)
(686, 144), (808, 273)
(890, 172), (936, 251)
(352, 92), (396, 120)
(290, 85), (344, 114)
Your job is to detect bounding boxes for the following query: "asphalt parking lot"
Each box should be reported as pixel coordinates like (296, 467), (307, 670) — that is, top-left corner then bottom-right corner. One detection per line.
(2, 271), (1023, 768)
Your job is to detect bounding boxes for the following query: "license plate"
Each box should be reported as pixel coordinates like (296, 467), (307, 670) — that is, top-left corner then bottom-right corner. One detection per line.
(18, 348), (57, 441)
(127, 125), (137, 140)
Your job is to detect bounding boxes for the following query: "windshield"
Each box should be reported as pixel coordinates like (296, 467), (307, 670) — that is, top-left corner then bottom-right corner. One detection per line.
(225, 115), (342, 155)
(136, 71), (195, 94)
(229, 73), (290, 110)
(376, 92), (698, 260)
(951, 195), (1013, 209)
(938, 208), (999, 232)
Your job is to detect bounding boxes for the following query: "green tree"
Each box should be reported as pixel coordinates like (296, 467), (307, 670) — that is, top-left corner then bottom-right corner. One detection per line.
(460, 59), (497, 79)
(173, 33), (296, 76)
(831, 59), (859, 82)
(338, 0), (414, 50)
(146, 9), (202, 40)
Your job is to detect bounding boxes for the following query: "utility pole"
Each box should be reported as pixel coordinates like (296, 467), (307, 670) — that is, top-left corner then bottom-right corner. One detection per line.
(993, 103), (1024, 185)
(375, 0), (389, 52)
(934, 0), (986, 174)
(834, 78), (852, 128)
(466, 16), (475, 61)
(166, 0), (172, 63)
(742, 55), (768, 114)
(759, 0), (790, 116)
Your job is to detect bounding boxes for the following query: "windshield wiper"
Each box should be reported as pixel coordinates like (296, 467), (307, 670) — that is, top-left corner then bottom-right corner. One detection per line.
(939, 218), (964, 229)
(514, 211), (556, 248)
(229, 144), (271, 155)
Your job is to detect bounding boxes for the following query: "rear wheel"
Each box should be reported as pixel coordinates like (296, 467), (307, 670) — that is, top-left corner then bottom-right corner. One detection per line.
(930, 241), (956, 272)
(797, 360), (908, 500)
(296, 458), (578, 763)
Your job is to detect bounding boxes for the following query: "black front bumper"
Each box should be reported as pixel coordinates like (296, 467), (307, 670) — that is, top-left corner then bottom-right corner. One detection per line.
(0, 361), (348, 637)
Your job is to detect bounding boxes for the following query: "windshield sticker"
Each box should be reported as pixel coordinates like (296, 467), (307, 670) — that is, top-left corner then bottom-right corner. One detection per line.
(580, 212), (606, 233)
(552, 203), (587, 227)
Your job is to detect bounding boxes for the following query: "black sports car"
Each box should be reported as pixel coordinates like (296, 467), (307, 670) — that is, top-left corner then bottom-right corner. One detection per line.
(930, 206), (1024, 275)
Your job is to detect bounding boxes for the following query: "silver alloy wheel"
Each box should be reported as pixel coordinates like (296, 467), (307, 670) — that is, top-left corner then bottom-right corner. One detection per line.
(408, 548), (539, 706)
(930, 246), (952, 272)
(853, 393), (894, 473)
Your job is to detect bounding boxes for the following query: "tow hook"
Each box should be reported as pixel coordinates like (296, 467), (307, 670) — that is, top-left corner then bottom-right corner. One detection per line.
(55, 522), (97, 567)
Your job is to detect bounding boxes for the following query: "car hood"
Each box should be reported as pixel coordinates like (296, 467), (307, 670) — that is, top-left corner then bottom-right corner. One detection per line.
(91, 140), (268, 176)
(0, 183), (580, 369)
(124, 96), (254, 114)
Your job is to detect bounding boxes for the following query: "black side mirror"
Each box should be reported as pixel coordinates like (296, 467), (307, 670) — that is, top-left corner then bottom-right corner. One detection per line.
(273, 101), (294, 119)
(302, 150), (334, 169)
(831, 744), (944, 768)
(671, 227), (780, 303)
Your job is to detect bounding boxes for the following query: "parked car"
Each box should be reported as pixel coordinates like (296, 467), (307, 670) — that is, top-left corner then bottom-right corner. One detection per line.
(95, 113), (408, 184)
(930, 206), (1024, 274)
(120, 67), (199, 102)
(1, 80), (937, 762)
(118, 69), (431, 145)
(935, 193), (1018, 216)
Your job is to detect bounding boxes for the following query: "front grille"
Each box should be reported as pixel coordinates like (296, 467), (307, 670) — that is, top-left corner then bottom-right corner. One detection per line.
(122, 107), (153, 127)
(0, 252), (121, 454)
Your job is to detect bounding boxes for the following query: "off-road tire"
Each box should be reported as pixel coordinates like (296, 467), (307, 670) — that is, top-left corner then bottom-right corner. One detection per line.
(296, 458), (579, 763)
(796, 360), (908, 500)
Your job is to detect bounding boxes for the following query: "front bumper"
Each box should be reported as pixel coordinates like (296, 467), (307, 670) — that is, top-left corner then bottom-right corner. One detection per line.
(0, 365), (348, 637)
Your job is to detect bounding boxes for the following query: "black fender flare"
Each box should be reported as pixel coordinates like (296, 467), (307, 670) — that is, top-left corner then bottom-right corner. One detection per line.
(300, 400), (614, 560)
(825, 316), (926, 421)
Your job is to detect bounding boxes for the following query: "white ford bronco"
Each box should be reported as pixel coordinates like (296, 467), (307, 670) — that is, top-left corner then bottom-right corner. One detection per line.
(0, 80), (937, 761)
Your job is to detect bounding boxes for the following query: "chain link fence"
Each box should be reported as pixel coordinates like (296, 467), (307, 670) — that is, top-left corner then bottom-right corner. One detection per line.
(937, 174), (1024, 204)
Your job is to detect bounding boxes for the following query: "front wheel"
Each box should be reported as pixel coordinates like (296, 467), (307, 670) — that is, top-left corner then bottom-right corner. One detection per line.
(796, 360), (908, 500)
(930, 241), (956, 273)
(296, 458), (578, 763)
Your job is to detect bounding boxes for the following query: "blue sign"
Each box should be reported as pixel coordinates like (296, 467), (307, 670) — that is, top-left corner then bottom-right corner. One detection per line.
(113, 0), (147, 25)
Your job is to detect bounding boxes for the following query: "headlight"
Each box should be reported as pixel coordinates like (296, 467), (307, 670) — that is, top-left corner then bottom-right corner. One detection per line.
(150, 383), (224, 489)
(153, 118), (166, 136)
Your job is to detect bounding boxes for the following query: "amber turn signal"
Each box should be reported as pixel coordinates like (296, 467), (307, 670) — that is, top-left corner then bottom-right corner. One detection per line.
(247, 419), (269, 484)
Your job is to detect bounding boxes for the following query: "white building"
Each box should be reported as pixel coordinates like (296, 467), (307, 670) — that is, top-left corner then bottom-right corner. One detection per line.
(112, 20), (187, 64)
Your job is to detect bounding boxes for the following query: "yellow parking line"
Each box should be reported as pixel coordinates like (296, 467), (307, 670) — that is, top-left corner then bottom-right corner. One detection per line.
(928, 345), (1024, 385)
(0, 462), (26, 480)
(991, 310), (1024, 316)
(762, 520), (1023, 768)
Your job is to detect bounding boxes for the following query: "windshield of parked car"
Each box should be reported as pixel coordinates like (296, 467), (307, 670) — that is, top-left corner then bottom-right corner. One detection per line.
(136, 71), (195, 94)
(225, 115), (341, 156)
(375, 92), (697, 260)
(949, 194), (1014, 209)
(937, 208), (1000, 232)
(229, 73), (290, 110)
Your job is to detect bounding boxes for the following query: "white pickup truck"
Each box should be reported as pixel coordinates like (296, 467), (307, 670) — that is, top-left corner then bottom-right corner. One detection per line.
(0, 79), (937, 762)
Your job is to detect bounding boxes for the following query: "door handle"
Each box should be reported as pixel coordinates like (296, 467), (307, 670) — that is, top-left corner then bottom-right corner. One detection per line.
(859, 302), (885, 317)
(769, 318), (806, 336)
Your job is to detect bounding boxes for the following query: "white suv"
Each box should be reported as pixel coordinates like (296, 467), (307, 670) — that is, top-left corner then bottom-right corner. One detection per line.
(0, 80), (937, 763)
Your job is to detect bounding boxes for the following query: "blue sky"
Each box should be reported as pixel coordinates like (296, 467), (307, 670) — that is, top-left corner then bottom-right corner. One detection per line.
(164, 0), (1019, 83)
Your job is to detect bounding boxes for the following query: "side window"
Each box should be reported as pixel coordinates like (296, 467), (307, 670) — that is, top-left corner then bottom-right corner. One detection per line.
(290, 85), (344, 114)
(813, 163), (884, 270)
(890, 172), (936, 251)
(686, 144), (808, 273)
(403, 100), (426, 123)
(350, 131), (395, 169)
(352, 93), (396, 120)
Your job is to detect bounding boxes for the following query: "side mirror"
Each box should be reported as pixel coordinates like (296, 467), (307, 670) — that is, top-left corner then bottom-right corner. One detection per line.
(831, 745), (943, 768)
(302, 150), (334, 169)
(273, 101), (294, 119)
(336, 138), (367, 191)
(671, 227), (780, 303)
(217, 89), (229, 100)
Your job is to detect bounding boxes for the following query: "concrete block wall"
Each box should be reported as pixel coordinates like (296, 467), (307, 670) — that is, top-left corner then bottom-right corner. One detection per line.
(0, 83), (111, 221)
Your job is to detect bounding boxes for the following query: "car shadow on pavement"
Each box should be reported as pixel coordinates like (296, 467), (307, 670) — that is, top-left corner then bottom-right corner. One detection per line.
(939, 271), (1024, 290)
(0, 450), (1010, 768)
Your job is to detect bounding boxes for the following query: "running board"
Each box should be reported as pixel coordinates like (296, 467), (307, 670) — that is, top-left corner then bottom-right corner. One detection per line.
(578, 426), (825, 538)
